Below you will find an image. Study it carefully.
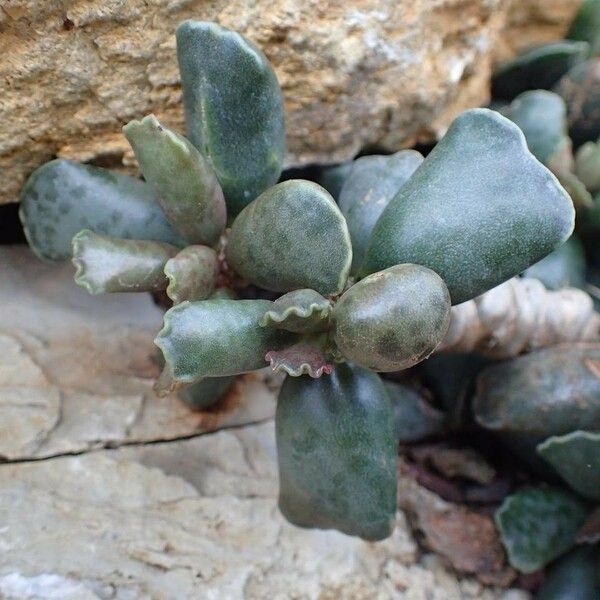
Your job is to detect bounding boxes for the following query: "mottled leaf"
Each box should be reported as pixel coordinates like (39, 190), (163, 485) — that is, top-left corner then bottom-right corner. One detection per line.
(178, 376), (235, 411)
(260, 289), (331, 333)
(164, 245), (218, 304)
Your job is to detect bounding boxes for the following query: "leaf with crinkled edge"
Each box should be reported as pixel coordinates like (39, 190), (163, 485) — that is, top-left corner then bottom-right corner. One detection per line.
(164, 245), (218, 304)
(363, 109), (575, 304)
(226, 180), (352, 296)
(495, 487), (588, 573)
(266, 335), (334, 378)
(176, 21), (285, 216)
(261, 289), (331, 333)
(537, 431), (600, 500)
(155, 299), (296, 388)
(72, 230), (177, 294)
(123, 115), (226, 246)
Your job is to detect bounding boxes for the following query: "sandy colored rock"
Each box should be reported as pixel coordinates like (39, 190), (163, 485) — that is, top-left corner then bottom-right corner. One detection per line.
(0, 0), (579, 205)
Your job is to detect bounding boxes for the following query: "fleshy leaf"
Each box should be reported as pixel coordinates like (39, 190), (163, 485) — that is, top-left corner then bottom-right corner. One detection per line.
(316, 162), (354, 201)
(495, 487), (588, 573)
(266, 335), (334, 378)
(568, 0), (600, 55)
(72, 230), (177, 294)
(576, 137), (600, 192)
(155, 299), (295, 387)
(176, 21), (285, 216)
(473, 344), (600, 436)
(537, 431), (600, 500)
(276, 363), (397, 541)
(260, 289), (331, 333)
(338, 150), (423, 272)
(226, 180), (352, 296)
(123, 115), (226, 246)
(492, 41), (589, 100)
(363, 109), (575, 304)
(164, 245), (218, 304)
(178, 376), (235, 411)
(332, 264), (451, 372)
(19, 159), (183, 261)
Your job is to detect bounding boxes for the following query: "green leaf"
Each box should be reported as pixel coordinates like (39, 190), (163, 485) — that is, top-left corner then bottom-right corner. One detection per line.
(338, 150), (423, 272)
(266, 335), (334, 378)
(123, 115), (226, 246)
(576, 137), (600, 193)
(332, 264), (451, 372)
(178, 376), (235, 411)
(276, 363), (397, 541)
(316, 161), (354, 201)
(72, 230), (177, 294)
(176, 21), (285, 216)
(363, 109), (575, 304)
(155, 299), (296, 388)
(19, 159), (183, 261)
(473, 344), (600, 437)
(537, 431), (600, 500)
(495, 487), (588, 573)
(164, 245), (218, 304)
(260, 289), (331, 333)
(226, 180), (352, 296)
(568, 0), (600, 55)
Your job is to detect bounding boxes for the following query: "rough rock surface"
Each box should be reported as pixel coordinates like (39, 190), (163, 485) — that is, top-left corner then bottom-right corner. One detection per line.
(0, 0), (580, 205)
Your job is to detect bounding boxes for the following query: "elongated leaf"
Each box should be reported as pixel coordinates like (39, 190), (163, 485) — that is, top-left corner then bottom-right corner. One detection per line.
(276, 363), (397, 540)
(260, 289), (331, 333)
(332, 264), (451, 371)
(226, 180), (352, 296)
(164, 245), (218, 304)
(72, 230), (177, 294)
(363, 109), (575, 304)
(176, 21), (285, 215)
(19, 160), (183, 261)
(123, 115), (226, 246)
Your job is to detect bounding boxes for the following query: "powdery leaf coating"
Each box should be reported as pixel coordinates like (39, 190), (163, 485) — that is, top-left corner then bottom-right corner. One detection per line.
(176, 21), (285, 216)
(260, 289), (331, 333)
(72, 230), (177, 294)
(123, 115), (226, 246)
(226, 180), (352, 296)
(363, 109), (575, 304)
(276, 363), (397, 541)
(333, 264), (451, 372)
(495, 487), (588, 573)
(537, 431), (600, 500)
(164, 245), (219, 305)
(19, 160), (183, 261)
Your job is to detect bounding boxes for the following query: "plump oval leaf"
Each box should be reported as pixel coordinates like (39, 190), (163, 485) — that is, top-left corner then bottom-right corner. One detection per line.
(260, 289), (331, 333)
(495, 487), (588, 573)
(72, 230), (177, 294)
(178, 376), (235, 411)
(576, 137), (600, 192)
(226, 180), (352, 296)
(164, 245), (219, 304)
(338, 150), (423, 272)
(123, 115), (226, 246)
(537, 431), (600, 500)
(363, 109), (575, 304)
(276, 363), (397, 540)
(333, 264), (451, 372)
(176, 20), (285, 216)
(19, 159), (183, 261)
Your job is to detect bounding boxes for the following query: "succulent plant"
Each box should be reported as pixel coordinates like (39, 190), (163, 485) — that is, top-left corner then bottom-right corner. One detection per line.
(19, 20), (577, 541)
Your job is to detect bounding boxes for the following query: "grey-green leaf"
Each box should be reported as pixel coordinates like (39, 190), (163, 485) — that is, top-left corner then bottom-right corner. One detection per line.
(178, 376), (235, 411)
(568, 0), (600, 55)
(72, 230), (177, 294)
(226, 180), (352, 296)
(19, 159), (183, 261)
(576, 137), (600, 193)
(537, 431), (600, 500)
(164, 245), (219, 304)
(276, 363), (397, 541)
(123, 115), (226, 246)
(176, 20), (285, 216)
(495, 487), (588, 573)
(260, 289), (331, 333)
(316, 161), (354, 201)
(363, 109), (575, 304)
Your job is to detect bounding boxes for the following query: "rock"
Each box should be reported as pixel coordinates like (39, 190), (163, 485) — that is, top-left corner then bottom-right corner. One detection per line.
(0, 0), (578, 205)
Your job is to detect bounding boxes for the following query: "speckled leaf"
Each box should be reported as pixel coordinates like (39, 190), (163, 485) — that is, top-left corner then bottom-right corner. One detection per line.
(474, 344), (600, 436)
(363, 109), (575, 304)
(276, 363), (397, 541)
(19, 159), (183, 261)
(495, 487), (588, 573)
(537, 431), (600, 500)
(332, 264), (451, 372)
(176, 21), (285, 216)
(164, 245), (218, 304)
(155, 299), (296, 387)
(568, 0), (600, 55)
(576, 137), (600, 192)
(266, 335), (334, 378)
(338, 150), (423, 272)
(226, 180), (352, 296)
(123, 115), (226, 246)
(260, 289), (331, 333)
(493, 41), (589, 101)
(72, 230), (177, 294)
(178, 376), (235, 411)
